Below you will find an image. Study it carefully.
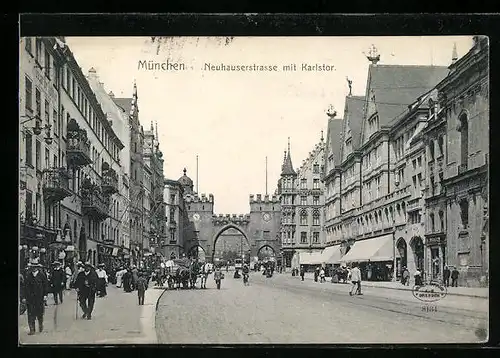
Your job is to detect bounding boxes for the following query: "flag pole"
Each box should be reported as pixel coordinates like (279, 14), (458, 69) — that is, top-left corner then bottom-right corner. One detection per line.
(265, 156), (268, 196)
(196, 155), (199, 194)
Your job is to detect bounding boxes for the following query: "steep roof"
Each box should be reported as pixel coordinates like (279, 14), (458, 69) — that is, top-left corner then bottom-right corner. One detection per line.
(112, 97), (132, 114)
(325, 117), (344, 168)
(366, 65), (449, 128)
(281, 151), (296, 176)
(343, 95), (365, 150)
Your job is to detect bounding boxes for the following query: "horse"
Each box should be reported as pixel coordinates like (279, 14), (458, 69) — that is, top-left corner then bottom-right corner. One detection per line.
(199, 263), (210, 289)
(189, 261), (200, 289)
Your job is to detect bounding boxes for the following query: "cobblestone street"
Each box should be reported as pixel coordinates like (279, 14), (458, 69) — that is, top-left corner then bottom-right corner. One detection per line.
(156, 272), (488, 344)
(19, 286), (164, 345)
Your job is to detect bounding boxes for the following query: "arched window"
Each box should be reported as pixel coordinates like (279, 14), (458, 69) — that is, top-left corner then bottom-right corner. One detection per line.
(300, 210), (308, 226)
(313, 210), (320, 226)
(459, 113), (469, 170)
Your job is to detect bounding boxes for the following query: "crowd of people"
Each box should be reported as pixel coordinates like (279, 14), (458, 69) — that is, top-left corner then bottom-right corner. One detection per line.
(19, 258), (155, 336)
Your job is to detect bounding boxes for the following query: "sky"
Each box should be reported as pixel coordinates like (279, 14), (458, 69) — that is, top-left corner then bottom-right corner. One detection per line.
(65, 36), (474, 214)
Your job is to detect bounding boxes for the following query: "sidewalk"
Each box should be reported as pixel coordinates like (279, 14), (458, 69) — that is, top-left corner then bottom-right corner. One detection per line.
(298, 272), (488, 299)
(19, 285), (166, 345)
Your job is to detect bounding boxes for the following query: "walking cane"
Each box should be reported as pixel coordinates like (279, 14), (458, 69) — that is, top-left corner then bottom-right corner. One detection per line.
(75, 291), (79, 320)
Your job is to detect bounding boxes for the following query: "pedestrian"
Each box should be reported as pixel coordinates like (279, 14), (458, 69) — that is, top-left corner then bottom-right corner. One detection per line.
(96, 263), (108, 297)
(22, 260), (49, 335)
(414, 268), (422, 286)
(136, 272), (148, 305)
(319, 267), (326, 283)
(451, 266), (459, 287)
(314, 267), (319, 282)
(74, 262), (98, 320)
(19, 272), (27, 315)
(214, 266), (223, 289)
(115, 267), (124, 288)
(131, 265), (139, 290)
(349, 263), (362, 296)
(402, 267), (410, 286)
(71, 261), (84, 289)
(443, 265), (451, 287)
(65, 264), (72, 290)
(123, 268), (133, 292)
(300, 266), (305, 281)
(50, 261), (65, 305)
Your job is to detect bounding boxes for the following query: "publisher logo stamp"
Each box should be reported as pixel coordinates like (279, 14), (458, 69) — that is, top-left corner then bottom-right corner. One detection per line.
(412, 282), (447, 302)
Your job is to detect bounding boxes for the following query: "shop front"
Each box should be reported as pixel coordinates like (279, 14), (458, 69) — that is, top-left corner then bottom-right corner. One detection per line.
(298, 251), (323, 271)
(20, 222), (57, 269)
(339, 234), (394, 281)
(319, 245), (342, 276)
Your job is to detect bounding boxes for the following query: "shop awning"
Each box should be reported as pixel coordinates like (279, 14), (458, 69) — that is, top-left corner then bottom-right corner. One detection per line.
(340, 234), (394, 263)
(299, 251), (323, 265)
(321, 245), (342, 264)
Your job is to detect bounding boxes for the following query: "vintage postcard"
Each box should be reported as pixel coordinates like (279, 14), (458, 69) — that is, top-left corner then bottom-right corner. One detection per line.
(19, 34), (489, 345)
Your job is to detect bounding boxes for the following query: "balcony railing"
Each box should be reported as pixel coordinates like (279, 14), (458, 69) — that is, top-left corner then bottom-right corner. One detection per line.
(102, 168), (119, 195)
(42, 167), (71, 202)
(67, 129), (92, 167)
(82, 189), (110, 221)
(406, 197), (421, 212)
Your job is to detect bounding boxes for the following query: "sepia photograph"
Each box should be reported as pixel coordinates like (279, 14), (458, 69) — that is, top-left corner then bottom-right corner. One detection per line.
(18, 33), (489, 345)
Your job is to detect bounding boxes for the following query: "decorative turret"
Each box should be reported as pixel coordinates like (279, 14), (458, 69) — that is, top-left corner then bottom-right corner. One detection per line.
(451, 42), (458, 64)
(281, 137), (297, 176)
(178, 168), (194, 194)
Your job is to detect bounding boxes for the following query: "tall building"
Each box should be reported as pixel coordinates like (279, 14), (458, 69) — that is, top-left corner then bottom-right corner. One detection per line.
(164, 178), (187, 260)
(432, 37), (489, 287)
(20, 37), (125, 269)
(279, 134), (326, 268)
(113, 83), (145, 266)
(87, 68), (132, 264)
(321, 47), (450, 281)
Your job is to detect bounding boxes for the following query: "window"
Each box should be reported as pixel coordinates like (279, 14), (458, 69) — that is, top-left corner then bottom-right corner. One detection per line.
(313, 196), (319, 206)
(53, 154), (58, 167)
(263, 231), (270, 239)
(44, 100), (50, 124)
(313, 232), (319, 243)
(300, 210), (308, 225)
(53, 59), (59, 85)
(300, 196), (307, 206)
(313, 179), (320, 189)
(170, 194), (176, 204)
(35, 140), (41, 170)
(35, 38), (42, 63)
(53, 110), (58, 136)
(170, 230), (176, 242)
(25, 190), (33, 220)
(66, 68), (71, 90)
(25, 37), (32, 54)
(439, 211), (444, 232)
(300, 178), (307, 189)
(25, 133), (33, 167)
(430, 213), (435, 232)
(313, 164), (319, 174)
(44, 50), (51, 79)
(25, 77), (33, 112)
(429, 140), (435, 161)
(459, 114), (469, 170)
(459, 199), (469, 229)
(313, 210), (320, 226)
(300, 232), (307, 244)
(35, 89), (41, 119)
(438, 136), (444, 157)
(417, 156), (422, 168)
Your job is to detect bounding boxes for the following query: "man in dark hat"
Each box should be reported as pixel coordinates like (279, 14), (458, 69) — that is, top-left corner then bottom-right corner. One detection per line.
(22, 260), (49, 335)
(74, 262), (98, 320)
(50, 261), (65, 304)
(136, 271), (148, 305)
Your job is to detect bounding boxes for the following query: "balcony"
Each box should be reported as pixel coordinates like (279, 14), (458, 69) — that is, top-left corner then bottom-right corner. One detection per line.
(406, 198), (421, 212)
(81, 187), (110, 221)
(66, 119), (92, 167)
(42, 167), (71, 203)
(101, 164), (119, 195)
(458, 164), (468, 175)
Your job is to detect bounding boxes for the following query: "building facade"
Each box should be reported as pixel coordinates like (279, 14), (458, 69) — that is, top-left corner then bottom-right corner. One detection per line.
(279, 135), (326, 269)
(321, 50), (450, 281)
(435, 37), (489, 287)
(164, 178), (188, 260)
(20, 37), (125, 269)
(87, 68), (132, 264)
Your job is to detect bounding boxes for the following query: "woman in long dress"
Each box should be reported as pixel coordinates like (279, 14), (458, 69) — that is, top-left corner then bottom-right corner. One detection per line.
(115, 268), (124, 288)
(123, 269), (132, 292)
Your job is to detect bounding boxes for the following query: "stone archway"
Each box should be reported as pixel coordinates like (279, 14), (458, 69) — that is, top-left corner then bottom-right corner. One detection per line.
(187, 245), (207, 261)
(257, 245), (276, 260)
(211, 224), (251, 264)
(410, 236), (425, 272)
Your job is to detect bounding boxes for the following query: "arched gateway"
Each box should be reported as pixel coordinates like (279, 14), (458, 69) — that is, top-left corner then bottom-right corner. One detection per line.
(179, 177), (282, 263)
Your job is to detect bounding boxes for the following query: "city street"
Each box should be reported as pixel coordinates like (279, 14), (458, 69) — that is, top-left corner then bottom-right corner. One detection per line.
(156, 271), (488, 344)
(19, 285), (164, 345)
